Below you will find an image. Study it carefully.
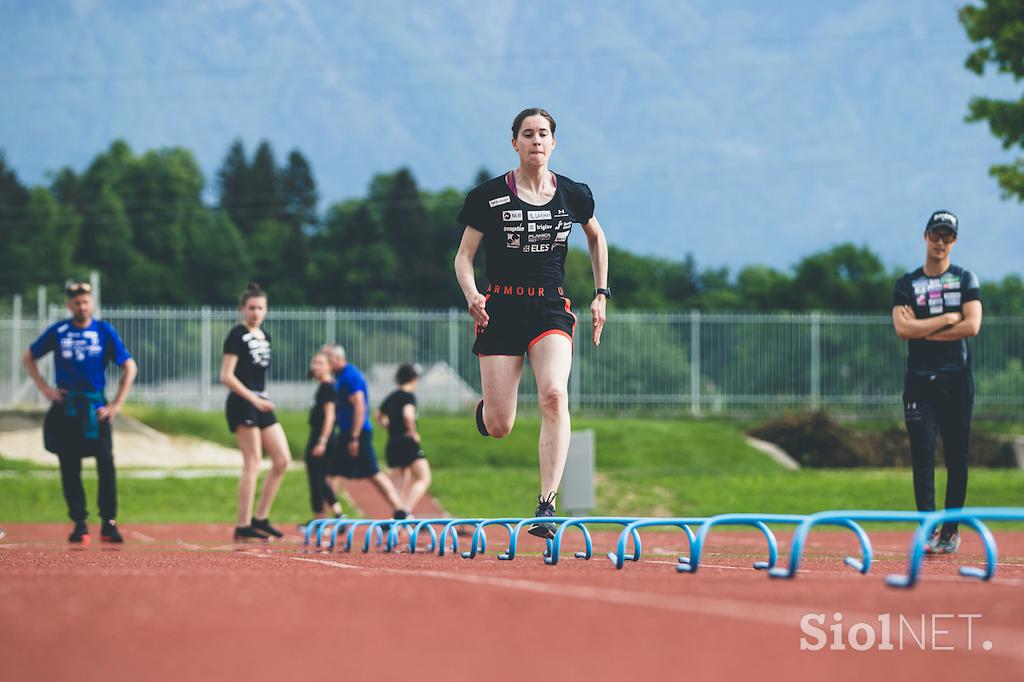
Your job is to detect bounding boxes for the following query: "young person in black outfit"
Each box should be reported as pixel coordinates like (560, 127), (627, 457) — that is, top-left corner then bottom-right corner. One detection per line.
(23, 281), (137, 544)
(892, 210), (982, 554)
(454, 108), (610, 539)
(306, 351), (344, 521)
(221, 283), (292, 541)
(377, 363), (432, 515)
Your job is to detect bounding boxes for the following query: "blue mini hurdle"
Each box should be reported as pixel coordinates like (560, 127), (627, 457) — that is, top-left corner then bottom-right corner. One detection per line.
(767, 510), (919, 580)
(546, 517), (645, 566)
(885, 507), (1020, 589)
(608, 518), (702, 569)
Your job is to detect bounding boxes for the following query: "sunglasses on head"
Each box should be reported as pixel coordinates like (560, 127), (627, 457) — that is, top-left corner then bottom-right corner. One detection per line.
(926, 231), (956, 245)
(65, 282), (93, 297)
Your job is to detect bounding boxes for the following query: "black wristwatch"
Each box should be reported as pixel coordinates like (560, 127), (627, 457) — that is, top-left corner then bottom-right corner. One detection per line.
(594, 287), (612, 299)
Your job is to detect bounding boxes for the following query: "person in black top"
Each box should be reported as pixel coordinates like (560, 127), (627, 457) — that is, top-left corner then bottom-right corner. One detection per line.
(220, 283), (293, 541)
(377, 363), (432, 515)
(892, 210), (982, 555)
(454, 108), (610, 539)
(306, 351), (343, 521)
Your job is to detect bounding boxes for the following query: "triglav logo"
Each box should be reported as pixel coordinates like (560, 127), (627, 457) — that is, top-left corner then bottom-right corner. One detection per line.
(800, 612), (990, 652)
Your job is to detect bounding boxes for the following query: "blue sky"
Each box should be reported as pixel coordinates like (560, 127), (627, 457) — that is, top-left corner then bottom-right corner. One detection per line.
(1, 0), (1021, 279)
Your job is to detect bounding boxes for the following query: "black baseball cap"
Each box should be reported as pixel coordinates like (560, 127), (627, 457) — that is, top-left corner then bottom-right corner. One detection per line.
(925, 210), (958, 235)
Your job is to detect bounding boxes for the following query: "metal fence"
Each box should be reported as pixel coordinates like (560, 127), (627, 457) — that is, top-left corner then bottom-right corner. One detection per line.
(2, 305), (1022, 415)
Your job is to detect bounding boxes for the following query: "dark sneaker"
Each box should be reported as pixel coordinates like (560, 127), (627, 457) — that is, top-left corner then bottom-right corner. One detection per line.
(475, 400), (489, 437)
(68, 521), (90, 545)
(101, 519), (124, 544)
(923, 529), (941, 554)
(527, 492), (558, 540)
(935, 531), (960, 554)
(233, 525), (270, 542)
(392, 509), (409, 520)
(251, 518), (283, 539)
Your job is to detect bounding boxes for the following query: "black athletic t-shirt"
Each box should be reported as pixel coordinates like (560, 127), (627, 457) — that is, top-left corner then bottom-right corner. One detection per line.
(222, 324), (272, 391)
(457, 172), (595, 288)
(893, 264), (981, 375)
(379, 389), (416, 439)
(309, 381), (337, 433)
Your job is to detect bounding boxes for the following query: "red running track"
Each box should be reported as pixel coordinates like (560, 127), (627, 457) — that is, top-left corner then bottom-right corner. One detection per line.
(1, 524), (1023, 681)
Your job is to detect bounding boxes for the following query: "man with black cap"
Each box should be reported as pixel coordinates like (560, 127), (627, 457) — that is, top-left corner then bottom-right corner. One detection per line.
(891, 210), (982, 554)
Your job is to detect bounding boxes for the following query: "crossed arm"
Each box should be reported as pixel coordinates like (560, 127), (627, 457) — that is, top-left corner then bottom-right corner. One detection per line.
(892, 300), (982, 341)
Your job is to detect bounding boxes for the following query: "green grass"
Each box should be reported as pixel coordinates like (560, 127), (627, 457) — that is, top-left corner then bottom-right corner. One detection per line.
(2, 408), (1021, 523)
(0, 466), (316, 523)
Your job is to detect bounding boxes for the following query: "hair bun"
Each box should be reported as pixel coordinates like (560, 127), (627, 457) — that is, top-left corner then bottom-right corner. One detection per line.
(246, 281), (262, 291)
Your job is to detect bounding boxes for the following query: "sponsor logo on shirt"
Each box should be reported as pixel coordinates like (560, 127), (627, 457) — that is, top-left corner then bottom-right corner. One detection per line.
(944, 292), (961, 306)
(523, 244), (551, 253)
(506, 233), (520, 248)
(916, 294), (927, 306)
(927, 279), (942, 292)
(527, 210), (552, 220)
(528, 223), (537, 232)
(528, 233), (553, 243)
(554, 231), (570, 243)
(929, 305), (944, 314)
(555, 209), (569, 218)
(242, 331), (271, 367)
(504, 224), (524, 232)
(502, 210), (523, 222)
(489, 195), (512, 207)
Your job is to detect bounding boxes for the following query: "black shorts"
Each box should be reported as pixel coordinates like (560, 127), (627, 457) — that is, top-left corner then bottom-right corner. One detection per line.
(386, 436), (425, 469)
(473, 285), (576, 356)
(225, 393), (278, 433)
(328, 430), (381, 479)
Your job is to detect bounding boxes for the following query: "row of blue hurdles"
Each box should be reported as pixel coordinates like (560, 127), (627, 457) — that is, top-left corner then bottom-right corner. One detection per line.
(303, 507), (1024, 589)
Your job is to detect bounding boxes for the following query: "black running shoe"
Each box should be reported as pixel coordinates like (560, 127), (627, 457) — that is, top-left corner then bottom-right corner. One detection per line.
(475, 400), (489, 437)
(251, 518), (284, 539)
(233, 525), (270, 542)
(100, 519), (124, 544)
(527, 492), (558, 540)
(68, 521), (90, 544)
(393, 509), (409, 520)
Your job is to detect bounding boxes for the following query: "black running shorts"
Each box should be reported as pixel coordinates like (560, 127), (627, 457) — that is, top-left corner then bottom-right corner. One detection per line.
(330, 430), (381, 479)
(225, 393), (278, 433)
(385, 436), (425, 469)
(473, 284), (576, 356)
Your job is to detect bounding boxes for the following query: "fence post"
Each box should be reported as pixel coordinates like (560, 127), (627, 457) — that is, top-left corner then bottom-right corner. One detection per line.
(810, 311), (821, 410)
(447, 307), (459, 412)
(90, 270), (101, 318)
(200, 306), (212, 410)
(690, 309), (701, 416)
(10, 294), (21, 406)
(570, 306), (581, 411)
(326, 306), (337, 344)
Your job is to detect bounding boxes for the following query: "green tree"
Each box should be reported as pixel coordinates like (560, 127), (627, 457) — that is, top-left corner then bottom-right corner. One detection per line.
(217, 139), (251, 234)
(961, 0), (1024, 200)
(789, 243), (890, 312)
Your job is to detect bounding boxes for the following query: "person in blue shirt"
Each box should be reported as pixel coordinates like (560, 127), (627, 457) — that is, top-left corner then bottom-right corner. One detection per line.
(321, 345), (408, 519)
(23, 281), (137, 544)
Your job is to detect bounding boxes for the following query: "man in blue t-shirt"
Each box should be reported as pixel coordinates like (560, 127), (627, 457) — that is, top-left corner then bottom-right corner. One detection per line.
(891, 210), (982, 555)
(321, 344), (407, 518)
(23, 282), (138, 544)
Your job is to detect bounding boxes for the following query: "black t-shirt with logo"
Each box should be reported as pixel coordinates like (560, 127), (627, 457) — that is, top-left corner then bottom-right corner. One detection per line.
(457, 172), (595, 288)
(379, 389), (416, 439)
(223, 324), (272, 391)
(308, 381), (337, 433)
(893, 264), (981, 375)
